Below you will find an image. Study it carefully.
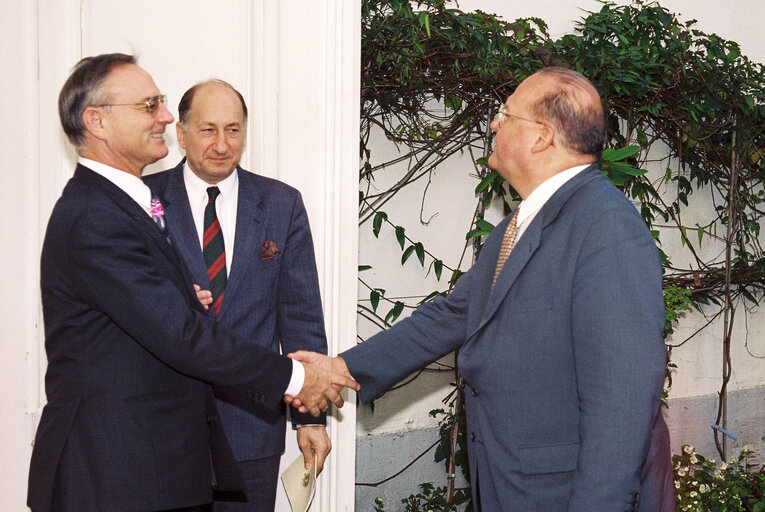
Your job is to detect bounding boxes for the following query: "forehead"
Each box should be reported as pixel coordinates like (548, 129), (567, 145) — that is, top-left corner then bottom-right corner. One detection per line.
(189, 84), (244, 123)
(102, 63), (159, 101)
(506, 73), (553, 107)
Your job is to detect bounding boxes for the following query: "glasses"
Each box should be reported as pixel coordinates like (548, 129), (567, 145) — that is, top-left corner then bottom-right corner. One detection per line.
(495, 105), (544, 128)
(94, 95), (167, 114)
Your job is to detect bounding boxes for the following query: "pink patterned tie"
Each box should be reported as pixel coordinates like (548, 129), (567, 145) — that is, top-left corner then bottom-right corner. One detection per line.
(492, 208), (520, 287)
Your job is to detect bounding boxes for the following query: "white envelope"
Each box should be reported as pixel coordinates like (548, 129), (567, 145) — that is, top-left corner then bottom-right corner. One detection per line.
(280, 453), (317, 512)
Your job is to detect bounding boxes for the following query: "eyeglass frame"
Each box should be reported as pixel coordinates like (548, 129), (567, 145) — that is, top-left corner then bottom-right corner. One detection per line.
(93, 94), (167, 114)
(495, 104), (546, 128)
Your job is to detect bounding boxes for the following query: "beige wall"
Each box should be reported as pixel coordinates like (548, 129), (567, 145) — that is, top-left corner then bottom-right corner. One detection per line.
(0, 1), (360, 510)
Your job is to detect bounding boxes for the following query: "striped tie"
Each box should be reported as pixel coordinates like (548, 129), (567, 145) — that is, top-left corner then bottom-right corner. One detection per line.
(203, 186), (227, 315)
(492, 208), (520, 287)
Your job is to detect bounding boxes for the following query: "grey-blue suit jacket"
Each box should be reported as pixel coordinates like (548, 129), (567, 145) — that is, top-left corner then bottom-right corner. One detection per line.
(145, 162), (327, 461)
(343, 165), (671, 511)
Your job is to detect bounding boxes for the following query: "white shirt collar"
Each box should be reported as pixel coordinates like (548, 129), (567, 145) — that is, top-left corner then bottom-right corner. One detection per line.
(79, 157), (153, 213)
(516, 164), (591, 233)
(182, 162), (239, 206)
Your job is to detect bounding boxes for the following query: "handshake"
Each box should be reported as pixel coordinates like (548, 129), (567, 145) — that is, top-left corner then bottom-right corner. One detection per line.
(283, 351), (359, 417)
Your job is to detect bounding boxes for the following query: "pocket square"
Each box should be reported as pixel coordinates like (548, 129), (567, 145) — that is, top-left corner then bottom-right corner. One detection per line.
(261, 240), (281, 260)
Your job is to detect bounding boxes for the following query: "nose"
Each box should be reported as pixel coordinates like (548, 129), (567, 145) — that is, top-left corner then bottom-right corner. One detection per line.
(212, 132), (228, 153)
(490, 117), (499, 132)
(157, 102), (174, 125)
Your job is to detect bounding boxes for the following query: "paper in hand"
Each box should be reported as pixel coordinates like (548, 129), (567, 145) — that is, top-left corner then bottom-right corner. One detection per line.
(280, 453), (317, 512)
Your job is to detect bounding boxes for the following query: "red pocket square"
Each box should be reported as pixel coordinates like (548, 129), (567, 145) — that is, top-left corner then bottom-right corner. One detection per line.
(261, 240), (281, 260)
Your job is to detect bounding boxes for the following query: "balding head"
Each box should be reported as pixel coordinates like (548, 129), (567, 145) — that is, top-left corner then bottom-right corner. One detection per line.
(529, 67), (605, 159)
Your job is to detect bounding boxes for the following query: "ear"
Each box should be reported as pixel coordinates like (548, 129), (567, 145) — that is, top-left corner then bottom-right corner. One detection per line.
(82, 106), (107, 141)
(530, 123), (554, 153)
(176, 122), (186, 150)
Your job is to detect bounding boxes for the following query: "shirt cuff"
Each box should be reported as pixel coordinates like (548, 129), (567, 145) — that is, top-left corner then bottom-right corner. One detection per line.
(285, 359), (305, 397)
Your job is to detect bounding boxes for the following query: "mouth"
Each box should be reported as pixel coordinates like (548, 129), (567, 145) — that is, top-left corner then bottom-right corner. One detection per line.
(150, 133), (165, 140)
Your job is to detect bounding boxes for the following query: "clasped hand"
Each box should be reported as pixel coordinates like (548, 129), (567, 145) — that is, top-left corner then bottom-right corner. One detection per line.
(283, 351), (359, 417)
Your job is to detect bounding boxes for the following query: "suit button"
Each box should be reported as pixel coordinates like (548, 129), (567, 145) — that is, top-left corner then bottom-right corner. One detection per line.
(470, 433), (476, 442)
(471, 388), (478, 397)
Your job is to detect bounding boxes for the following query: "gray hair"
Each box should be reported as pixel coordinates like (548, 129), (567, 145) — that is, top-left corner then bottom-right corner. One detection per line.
(531, 66), (606, 159)
(58, 53), (136, 148)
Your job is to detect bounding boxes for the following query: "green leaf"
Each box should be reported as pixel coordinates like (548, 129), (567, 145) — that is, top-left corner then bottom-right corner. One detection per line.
(414, 242), (425, 266)
(385, 301), (405, 324)
(418, 12), (431, 38)
(697, 226), (704, 246)
(601, 145), (640, 162)
(466, 228), (492, 240)
(433, 259), (443, 280)
(395, 226), (406, 249)
(475, 219), (495, 231)
(476, 156), (489, 166)
(401, 245), (416, 264)
(372, 211), (387, 238)
(358, 265), (372, 272)
(370, 289), (380, 312)
(475, 171), (499, 194)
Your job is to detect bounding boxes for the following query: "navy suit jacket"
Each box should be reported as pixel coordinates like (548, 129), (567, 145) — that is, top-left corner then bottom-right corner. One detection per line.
(29, 165), (294, 512)
(145, 161), (327, 461)
(343, 165), (673, 511)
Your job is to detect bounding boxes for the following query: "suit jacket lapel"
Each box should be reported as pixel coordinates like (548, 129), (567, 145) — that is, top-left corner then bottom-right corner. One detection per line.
(74, 165), (179, 266)
(468, 164), (601, 338)
(159, 163), (210, 287)
(219, 168), (265, 319)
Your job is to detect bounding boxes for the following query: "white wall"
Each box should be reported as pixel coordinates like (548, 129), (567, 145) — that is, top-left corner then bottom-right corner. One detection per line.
(0, 1), (360, 510)
(358, 0), (765, 438)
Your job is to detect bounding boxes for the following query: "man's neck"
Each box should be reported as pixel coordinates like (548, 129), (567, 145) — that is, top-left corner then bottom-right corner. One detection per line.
(79, 148), (143, 178)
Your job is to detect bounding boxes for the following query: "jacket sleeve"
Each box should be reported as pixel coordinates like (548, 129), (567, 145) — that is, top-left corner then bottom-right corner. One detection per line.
(567, 207), (666, 511)
(67, 206), (293, 407)
(342, 267), (474, 404)
(274, 191), (329, 426)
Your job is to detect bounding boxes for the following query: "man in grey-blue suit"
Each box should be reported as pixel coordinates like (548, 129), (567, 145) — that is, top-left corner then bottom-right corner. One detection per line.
(146, 80), (329, 512)
(291, 68), (674, 511)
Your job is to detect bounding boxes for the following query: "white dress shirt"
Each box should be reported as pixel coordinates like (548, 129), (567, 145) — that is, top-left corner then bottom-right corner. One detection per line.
(80, 157), (155, 217)
(182, 163), (239, 277)
(79, 157), (304, 396)
(181, 163), (305, 397)
(514, 164), (591, 242)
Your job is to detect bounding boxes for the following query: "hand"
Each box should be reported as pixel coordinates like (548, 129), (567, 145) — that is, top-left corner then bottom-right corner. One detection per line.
(296, 426), (331, 474)
(284, 352), (359, 416)
(193, 284), (212, 310)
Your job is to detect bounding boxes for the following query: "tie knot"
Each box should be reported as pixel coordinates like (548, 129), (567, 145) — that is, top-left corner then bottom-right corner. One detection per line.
(207, 186), (221, 202)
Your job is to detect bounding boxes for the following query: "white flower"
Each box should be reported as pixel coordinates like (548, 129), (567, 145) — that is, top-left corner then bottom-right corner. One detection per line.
(699, 484), (710, 493)
(675, 481), (681, 489)
(690, 491), (697, 497)
(690, 454), (698, 464)
(677, 468), (687, 476)
(684, 445), (694, 454)
(720, 462), (728, 471)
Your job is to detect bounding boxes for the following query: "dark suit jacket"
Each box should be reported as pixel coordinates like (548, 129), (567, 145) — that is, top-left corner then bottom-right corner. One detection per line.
(28, 164), (293, 512)
(145, 161), (327, 461)
(343, 165), (673, 511)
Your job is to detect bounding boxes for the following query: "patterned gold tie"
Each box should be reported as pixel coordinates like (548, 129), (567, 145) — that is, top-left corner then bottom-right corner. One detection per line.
(492, 208), (520, 287)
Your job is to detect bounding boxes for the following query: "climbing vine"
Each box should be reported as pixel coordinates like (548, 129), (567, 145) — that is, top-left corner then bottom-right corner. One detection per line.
(358, 0), (765, 509)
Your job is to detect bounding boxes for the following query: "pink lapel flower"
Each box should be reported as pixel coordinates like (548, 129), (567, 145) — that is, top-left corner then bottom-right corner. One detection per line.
(150, 198), (165, 218)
